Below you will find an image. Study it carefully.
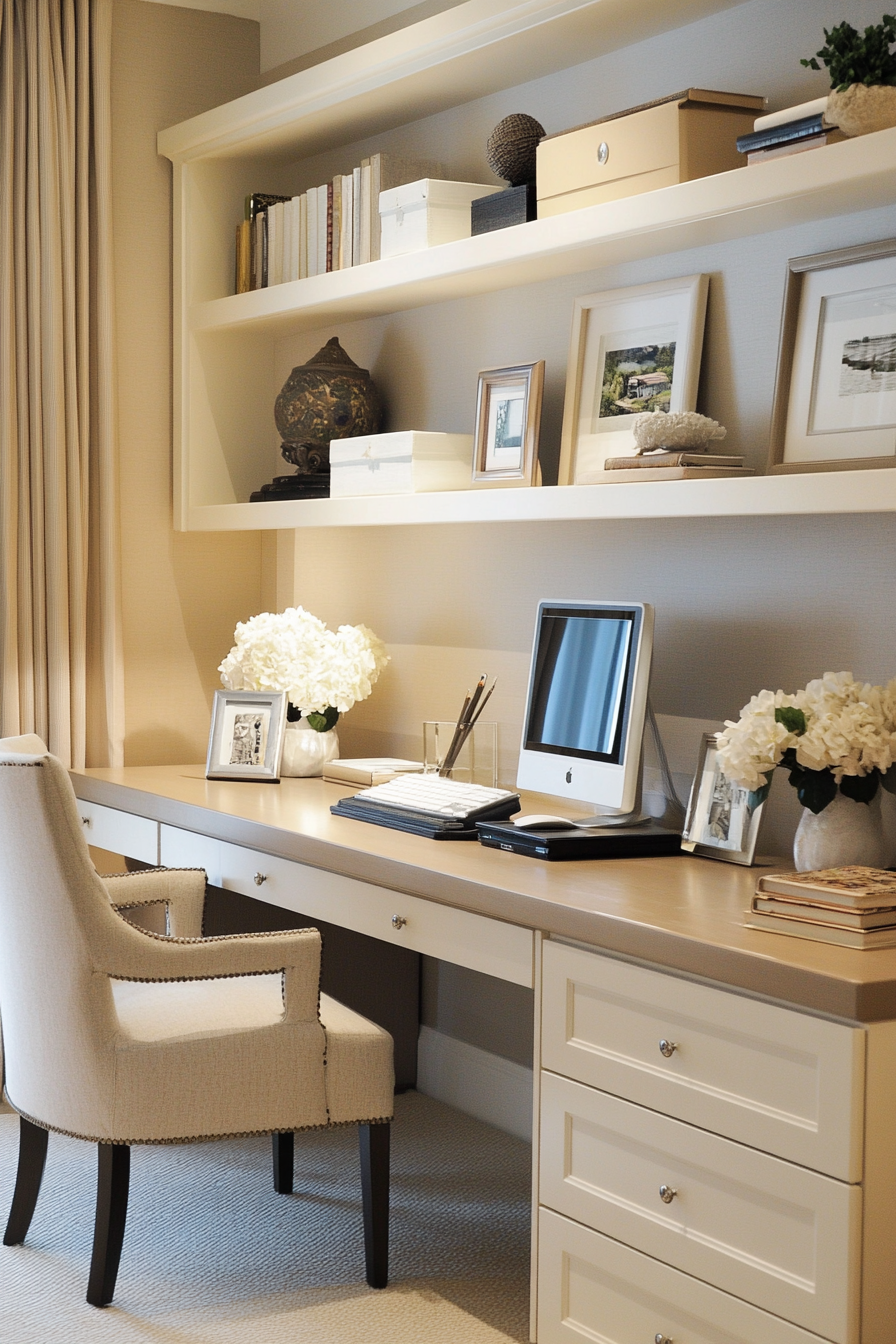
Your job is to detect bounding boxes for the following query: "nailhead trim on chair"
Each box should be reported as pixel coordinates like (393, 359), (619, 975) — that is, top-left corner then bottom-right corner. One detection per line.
(3, 1097), (393, 1146)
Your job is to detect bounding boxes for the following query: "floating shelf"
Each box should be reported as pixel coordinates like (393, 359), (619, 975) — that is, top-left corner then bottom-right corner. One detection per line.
(181, 468), (896, 532)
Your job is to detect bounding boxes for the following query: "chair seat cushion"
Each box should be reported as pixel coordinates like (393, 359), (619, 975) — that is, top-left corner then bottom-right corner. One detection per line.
(111, 977), (394, 1124)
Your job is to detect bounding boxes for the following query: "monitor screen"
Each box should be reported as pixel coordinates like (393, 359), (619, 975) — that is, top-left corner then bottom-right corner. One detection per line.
(517, 600), (653, 814)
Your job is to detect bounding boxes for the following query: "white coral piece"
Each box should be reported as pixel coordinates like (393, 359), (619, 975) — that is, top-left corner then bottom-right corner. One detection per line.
(631, 411), (726, 455)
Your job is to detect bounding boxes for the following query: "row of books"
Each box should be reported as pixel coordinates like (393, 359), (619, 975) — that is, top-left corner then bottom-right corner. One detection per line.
(746, 865), (896, 948)
(737, 95), (845, 164)
(234, 154), (442, 294)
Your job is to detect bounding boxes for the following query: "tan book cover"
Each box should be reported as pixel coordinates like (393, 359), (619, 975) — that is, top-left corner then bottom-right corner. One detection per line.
(753, 895), (896, 929)
(756, 866), (896, 907)
(746, 905), (896, 949)
(323, 758), (424, 787)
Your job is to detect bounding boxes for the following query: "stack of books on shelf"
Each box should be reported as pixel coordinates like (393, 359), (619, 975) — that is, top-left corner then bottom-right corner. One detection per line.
(746, 865), (896, 948)
(600, 451), (752, 482)
(736, 95), (846, 164)
(234, 155), (443, 294)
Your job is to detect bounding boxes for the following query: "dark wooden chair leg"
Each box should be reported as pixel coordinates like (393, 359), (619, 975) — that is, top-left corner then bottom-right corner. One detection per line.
(86, 1143), (130, 1307)
(3, 1116), (49, 1246)
(272, 1131), (294, 1194)
(359, 1122), (389, 1289)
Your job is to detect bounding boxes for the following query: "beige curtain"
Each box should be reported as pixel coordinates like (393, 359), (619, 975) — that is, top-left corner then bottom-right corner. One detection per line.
(0, 0), (123, 769)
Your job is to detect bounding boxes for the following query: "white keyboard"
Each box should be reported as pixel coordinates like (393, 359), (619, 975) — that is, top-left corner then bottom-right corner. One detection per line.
(354, 773), (518, 821)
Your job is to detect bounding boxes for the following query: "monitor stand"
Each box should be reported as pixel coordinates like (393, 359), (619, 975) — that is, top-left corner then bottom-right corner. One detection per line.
(564, 748), (651, 829)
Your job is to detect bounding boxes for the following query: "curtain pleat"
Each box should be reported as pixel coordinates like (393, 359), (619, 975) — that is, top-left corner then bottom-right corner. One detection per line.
(0, 0), (122, 768)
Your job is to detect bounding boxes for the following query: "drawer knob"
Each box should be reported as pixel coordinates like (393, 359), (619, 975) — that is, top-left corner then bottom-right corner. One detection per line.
(253, 872), (267, 886)
(655, 1335), (673, 1344)
(391, 914), (407, 929)
(658, 1038), (677, 1058)
(659, 1184), (677, 1204)
(597, 140), (609, 165)
(81, 815), (92, 827)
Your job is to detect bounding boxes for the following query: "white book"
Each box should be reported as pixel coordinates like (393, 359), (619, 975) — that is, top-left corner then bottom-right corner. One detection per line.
(288, 198), (299, 282)
(306, 187), (318, 277)
(359, 162), (371, 265)
(299, 193), (308, 279)
(352, 165), (362, 268)
(267, 201), (283, 286)
(340, 173), (353, 269)
(753, 96), (829, 132)
(317, 185), (327, 275)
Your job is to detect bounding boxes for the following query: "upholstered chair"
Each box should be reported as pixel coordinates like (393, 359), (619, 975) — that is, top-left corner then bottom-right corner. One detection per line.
(0, 751), (394, 1305)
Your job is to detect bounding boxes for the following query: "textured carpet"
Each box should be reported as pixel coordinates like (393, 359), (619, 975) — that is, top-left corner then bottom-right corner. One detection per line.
(0, 1092), (530, 1343)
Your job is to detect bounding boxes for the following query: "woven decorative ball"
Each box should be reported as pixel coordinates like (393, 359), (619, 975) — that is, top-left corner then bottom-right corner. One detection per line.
(486, 113), (546, 186)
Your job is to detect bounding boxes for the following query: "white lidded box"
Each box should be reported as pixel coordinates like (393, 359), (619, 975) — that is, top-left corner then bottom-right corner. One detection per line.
(330, 431), (474, 497)
(379, 179), (502, 259)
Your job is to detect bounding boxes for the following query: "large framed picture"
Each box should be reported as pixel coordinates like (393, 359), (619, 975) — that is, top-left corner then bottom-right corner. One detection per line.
(206, 690), (287, 782)
(558, 274), (709, 484)
(680, 732), (765, 865)
(472, 361), (544, 486)
(769, 238), (896, 474)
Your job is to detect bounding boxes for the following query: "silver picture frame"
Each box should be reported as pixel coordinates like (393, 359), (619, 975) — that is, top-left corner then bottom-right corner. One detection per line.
(206, 689), (288, 782)
(681, 732), (765, 865)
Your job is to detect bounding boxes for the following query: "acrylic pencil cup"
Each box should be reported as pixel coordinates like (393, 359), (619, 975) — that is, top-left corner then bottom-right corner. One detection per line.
(423, 721), (497, 788)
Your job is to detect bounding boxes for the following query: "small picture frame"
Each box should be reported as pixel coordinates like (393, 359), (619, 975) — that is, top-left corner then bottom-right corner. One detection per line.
(206, 690), (287, 782)
(558, 274), (709, 484)
(769, 238), (896, 474)
(681, 732), (765, 865)
(472, 361), (544, 486)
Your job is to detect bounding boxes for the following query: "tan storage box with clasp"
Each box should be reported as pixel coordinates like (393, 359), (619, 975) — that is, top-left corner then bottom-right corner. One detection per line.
(536, 88), (764, 218)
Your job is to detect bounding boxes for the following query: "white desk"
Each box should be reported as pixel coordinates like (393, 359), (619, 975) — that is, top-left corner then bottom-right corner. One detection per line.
(72, 766), (896, 1344)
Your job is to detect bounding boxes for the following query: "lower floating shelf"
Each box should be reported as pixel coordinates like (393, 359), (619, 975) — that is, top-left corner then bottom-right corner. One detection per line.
(181, 467), (896, 531)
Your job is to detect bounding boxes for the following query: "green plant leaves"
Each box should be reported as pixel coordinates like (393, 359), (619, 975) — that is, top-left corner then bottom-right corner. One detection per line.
(775, 705), (807, 735)
(839, 772), (881, 804)
(881, 763), (896, 794)
(306, 706), (340, 732)
(801, 15), (896, 90)
(783, 761), (838, 814)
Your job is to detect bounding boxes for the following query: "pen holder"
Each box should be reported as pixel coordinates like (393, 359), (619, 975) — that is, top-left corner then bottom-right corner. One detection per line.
(423, 721), (497, 788)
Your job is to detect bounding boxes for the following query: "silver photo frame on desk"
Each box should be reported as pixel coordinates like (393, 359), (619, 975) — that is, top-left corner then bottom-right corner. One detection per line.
(206, 689), (287, 782)
(681, 732), (765, 865)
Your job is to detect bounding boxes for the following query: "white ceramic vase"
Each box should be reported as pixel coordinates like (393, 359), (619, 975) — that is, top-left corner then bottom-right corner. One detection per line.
(826, 84), (896, 137)
(793, 788), (887, 872)
(280, 718), (339, 778)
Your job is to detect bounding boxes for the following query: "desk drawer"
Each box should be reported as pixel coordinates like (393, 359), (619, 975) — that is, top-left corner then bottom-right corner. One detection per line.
(541, 940), (864, 1180)
(537, 1207), (831, 1344)
(78, 800), (159, 866)
(539, 1071), (860, 1342)
(159, 825), (534, 987)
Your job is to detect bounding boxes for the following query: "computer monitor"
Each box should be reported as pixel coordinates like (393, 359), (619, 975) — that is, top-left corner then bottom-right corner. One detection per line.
(516, 600), (654, 819)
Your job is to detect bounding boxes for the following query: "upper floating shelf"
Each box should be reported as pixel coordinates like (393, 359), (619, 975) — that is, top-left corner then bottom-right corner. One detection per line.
(188, 131), (896, 338)
(158, 0), (741, 165)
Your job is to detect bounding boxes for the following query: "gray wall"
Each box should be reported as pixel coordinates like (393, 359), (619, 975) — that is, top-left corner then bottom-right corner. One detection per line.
(274, 0), (896, 1063)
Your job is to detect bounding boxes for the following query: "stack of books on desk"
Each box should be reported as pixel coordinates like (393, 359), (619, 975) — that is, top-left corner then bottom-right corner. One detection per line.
(600, 452), (752, 482)
(746, 865), (896, 948)
(736, 96), (846, 164)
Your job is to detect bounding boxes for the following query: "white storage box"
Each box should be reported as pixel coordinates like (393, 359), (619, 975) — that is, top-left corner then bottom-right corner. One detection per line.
(329, 431), (473, 497)
(379, 179), (502, 259)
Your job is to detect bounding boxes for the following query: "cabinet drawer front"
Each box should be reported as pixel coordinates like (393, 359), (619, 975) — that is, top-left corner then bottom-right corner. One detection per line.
(79, 801), (159, 866)
(537, 102), (679, 202)
(537, 1208), (831, 1344)
(159, 825), (534, 986)
(539, 1072), (860, 1342)
(542, 940), (864, 1180)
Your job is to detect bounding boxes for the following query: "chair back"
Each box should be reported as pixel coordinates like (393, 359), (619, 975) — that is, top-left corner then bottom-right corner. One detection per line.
(0, 754), (122, 1134)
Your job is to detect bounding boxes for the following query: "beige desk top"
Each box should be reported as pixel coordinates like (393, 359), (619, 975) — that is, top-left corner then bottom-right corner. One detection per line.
(72, 764), (896, 1024)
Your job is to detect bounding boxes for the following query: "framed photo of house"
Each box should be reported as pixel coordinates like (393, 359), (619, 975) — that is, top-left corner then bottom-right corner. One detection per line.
(769, 238), (896, 474)
(472, 361), (544, 486)
(680, 732), (765, 865)
(558, 274), (709, 484)
(206, 690), (287, 782)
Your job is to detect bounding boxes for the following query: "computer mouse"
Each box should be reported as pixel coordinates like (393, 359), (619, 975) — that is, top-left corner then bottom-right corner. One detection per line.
(511, 814), (577, 830)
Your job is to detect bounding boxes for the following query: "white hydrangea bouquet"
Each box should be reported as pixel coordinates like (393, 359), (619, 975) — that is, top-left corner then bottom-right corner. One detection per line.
(219, 606), (389, 732)
(716, 671), (896, 814)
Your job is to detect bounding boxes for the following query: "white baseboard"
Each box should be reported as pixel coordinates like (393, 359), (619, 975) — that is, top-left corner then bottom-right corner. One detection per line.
(416, 1025), (533, 1142)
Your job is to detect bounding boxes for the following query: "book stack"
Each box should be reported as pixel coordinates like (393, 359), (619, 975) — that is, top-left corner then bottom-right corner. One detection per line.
(322, 758), (424, 787)
(599, 451), (753, 483)
(746, 865), (896, 948)
(234, 155), (443, 294)
(736, 96), (846, 164)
